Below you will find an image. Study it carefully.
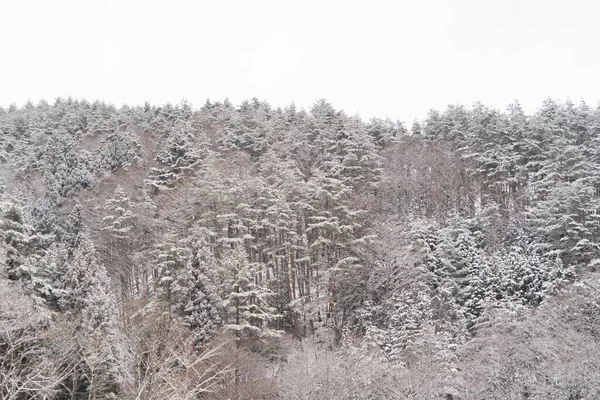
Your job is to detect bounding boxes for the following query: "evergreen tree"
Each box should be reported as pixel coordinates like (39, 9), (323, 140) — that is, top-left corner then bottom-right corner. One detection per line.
(152, 230), (190, 302)
(223, 246), (281, 339)
(366, 117), (402, 148)
(0, 194), (36, 281)
(58, 234), (120, 399)
(100, 186), (137, 297)
(95, 125), (141, 172)
(0, 194), (55, 295)
(42, 129), (94, 200)
(146, 120), (205, 193)
(335, 116), (383, 191)
(61, 234), (116, 330)
(63, 203), (84, 253)
(410, 119), (422, 136)
(178, 242), (222, 349)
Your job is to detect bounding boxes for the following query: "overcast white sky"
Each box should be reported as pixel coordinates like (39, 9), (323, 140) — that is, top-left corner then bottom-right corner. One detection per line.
(1, 0), (599, 123)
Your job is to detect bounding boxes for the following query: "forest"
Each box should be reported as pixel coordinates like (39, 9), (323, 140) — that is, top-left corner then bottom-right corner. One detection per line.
(1, 97), (600, 399)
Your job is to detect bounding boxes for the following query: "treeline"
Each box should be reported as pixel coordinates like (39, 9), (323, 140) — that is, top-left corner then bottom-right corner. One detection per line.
(1, 97), (600, 399)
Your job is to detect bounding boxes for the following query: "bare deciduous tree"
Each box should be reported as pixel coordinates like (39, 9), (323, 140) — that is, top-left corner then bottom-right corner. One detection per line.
(116, 299), (233, 400)
(0, 280), (76, 399)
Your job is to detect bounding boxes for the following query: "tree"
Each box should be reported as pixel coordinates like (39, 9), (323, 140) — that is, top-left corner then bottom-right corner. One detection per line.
(63, 202), (84, 253)
(0, 194), (37, 281)
(95, 125), (141, 172)
(0, 279), (75, 399)
(61, 234), (116, 330)
(146, 120), (205, 193)
(335, 116), (383, 192)
(0, 193), (56, 304)
(526, 100), (600, 265)
(41, 128), (94, 201)
(178, 241), (222, 349)
(411, 119), (422, 136)
(100, 186), (137, 297)
(152, 230), (190, 303)
(366, 117), (402, 148)
(117, 300), (232, 399)
(223, 246), (281, 342)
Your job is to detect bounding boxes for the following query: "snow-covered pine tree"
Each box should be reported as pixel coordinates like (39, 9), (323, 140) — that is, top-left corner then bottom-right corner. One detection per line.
(63, 203), (84, 254)
(336, 115), (383, 192)
(100, 186), (137, 297)
(410, 119), (423, 137)
(0, 194), (36, 281)
(152, 230), (190, 303)
(178, 241), (222, 349)
(222, 98), (272, 158)
(146, 120), (205, 193)
(94, 123), (141, 173)
(41, 128), (94, 201)
(61, 234), (115, 329)
(526, 100), (600, 265)
(413, 216), (487, 329)
(0, 193), (55, 293)
(223, 246), (281, 341)
(366, 117), (403, 148)
(58, 233), (119, 399)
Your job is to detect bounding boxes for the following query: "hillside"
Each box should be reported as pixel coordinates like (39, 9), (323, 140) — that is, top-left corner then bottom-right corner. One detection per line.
(1, 97), (600, 399)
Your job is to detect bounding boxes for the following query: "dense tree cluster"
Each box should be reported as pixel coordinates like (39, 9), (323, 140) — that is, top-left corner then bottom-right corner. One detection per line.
(1, 97), (600, 398)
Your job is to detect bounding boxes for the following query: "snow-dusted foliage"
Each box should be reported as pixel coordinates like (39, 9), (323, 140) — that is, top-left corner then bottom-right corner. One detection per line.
(61, 234), (116, 330)
(178, 241), (222, 348)
(146, 120), (206, 192)
(1, 97), (600, 399)
(223, 246), (282, 339)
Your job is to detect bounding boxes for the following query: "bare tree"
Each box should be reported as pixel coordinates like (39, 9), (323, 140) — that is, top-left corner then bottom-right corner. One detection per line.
(115, 299), (233, 400)
(0, 280), (76, 399)
(457, 274), (600, 399)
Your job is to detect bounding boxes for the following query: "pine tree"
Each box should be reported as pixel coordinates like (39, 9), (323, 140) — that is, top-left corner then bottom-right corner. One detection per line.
(61, 234), (115, 330)
(178, 242), (222, 349)
(235, 98), (272, 158)
(0, 193), (55, 292)
(146, 120), (205, 193)
(223, 246), (281, 340)
(58, 234), (119, 399)
(100, 186), (137, 297)
(526, 100), (600, 265)
(336, 116), (383, 192)
(95, 124), (141, 172)
(42, 127), (94, 201)
(63, 203), (84, 254)
(0, 194), (36, 281)
(366, 117), (402, 148)
(414, 216), (487, 328)
(152, 230), (190, 303)
(411, 119), (422, 136)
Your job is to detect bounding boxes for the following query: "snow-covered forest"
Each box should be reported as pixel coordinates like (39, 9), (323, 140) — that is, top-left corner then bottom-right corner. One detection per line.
(1, 97), (600, 399)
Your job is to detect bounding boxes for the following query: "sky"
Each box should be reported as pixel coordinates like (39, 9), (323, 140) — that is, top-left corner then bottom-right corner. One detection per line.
(1, 0), (599, 123)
